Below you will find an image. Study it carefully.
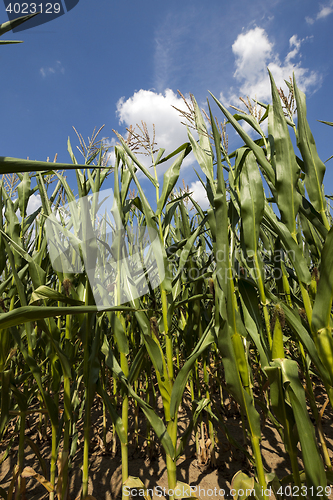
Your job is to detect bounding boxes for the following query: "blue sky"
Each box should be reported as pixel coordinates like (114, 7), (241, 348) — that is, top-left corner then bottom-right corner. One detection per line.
(1, 0), (333, 209)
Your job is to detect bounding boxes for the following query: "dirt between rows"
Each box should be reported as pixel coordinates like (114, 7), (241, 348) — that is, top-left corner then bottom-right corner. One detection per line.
(1, 384), (333, 500)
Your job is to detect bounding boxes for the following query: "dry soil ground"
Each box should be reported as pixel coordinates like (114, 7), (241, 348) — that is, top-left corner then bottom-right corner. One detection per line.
(1, 383), (333, 500)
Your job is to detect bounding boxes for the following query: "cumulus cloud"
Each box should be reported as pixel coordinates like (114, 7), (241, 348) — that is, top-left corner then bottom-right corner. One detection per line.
(111, 89), (195, 176)
(306, 1), (333, 24)
(116, 89), (188, 149)
(232, 27), (273, 87)
(27, 194), (42, 215)
(40, 61), (64, 78)
(221, 27), (320, 106)
(188, 180), (209, 210)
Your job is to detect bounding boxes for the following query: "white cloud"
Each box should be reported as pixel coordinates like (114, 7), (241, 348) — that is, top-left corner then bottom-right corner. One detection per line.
(116, 89), (188, 149)
(317, 3), (333, 18)
(221, 27), (320, 105)
(232, 27), (273, 88)
(111, 89), (195, 176)
(305, 16), (314, 25)
(40, 61), (64, 78)
(285, 35), (301, 63)
(306, 1), (333, 23)
(188, 180), (209, 210)
(27, 194), (41, 215)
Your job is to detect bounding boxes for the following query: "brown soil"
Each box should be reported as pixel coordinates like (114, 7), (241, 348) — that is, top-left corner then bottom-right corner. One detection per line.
(1, 385), (333, 500)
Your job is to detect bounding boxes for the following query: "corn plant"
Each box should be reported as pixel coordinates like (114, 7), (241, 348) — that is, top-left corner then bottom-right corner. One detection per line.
(184, 72), (332, 499)
(1, 56), (333, 500)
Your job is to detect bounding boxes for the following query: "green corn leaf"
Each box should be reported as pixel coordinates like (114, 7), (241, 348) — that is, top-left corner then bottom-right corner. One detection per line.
(36, 173), (53, 217)
(101, 336), (175, 458)
(312, 226), (333, 332)
(2, 238), (27, 309)
(1, 187), (21, 263)
(238, 148), (265, 258)
(274, 359), (327, 497)
(271, 307), (285, 359)
(232, 318), (251, 388)
(120, 156), (132, 205)
(268, 69), (300, 238)
(67, 136), (78, 165)
(0, 326), (11, 373)
(299, 211), (323, 259)
(21, 205), (42, 238)
(115, 135), (158, 186)
(316, 327), (333, 386)
(293, 75), (329, 228)
(208, 92), (275, 187)
(192, 96), (216, 192)
(211, 103), (253, 399)
(239, 286), (269, 368)
(207, 102), (229, 300)
(155, 147), (165, 163)
(0, 40), (22, 44)
(231, 471), (254, 500)
(187, 192), (207, 218)
(263, 202), (311, 285)
(264, 362), (303, 488)
(17, 172), (31, 218)
(318, 120), (333, 127)
(53, 171), (78, 207)
(193, 96), (211, 153)
(107, 312), (129, 355)
(210, 101), (264, 482)
(156, 146), (190, 216)
(155, 142), (190, 165)
(128, 345), (146, 384)
(120, 147), (171, 293)
(187, 129), (215, 194)
(176, 223), (206, 282)
(233, 113), (267, 139)
(133, 311), (167, 387)
(0, 305), (133, 329)
(141, 333), (164, 375)
(0, 370), (11, 438)
(268, 295), (331, 387)
(0, 12), (40, 37)
(36, 319), (72, 379)
(10, 326), (59, 427)
(88, 322), (102, 385)
(299, 195), (328, 239)
(169, 318), (214, 418)
(216, 319), (261, 440)
(10, 385), (28, 412)
(0, 229), (46, 289)
(30, 285), (84, 306)
(0, 156), (88, 174)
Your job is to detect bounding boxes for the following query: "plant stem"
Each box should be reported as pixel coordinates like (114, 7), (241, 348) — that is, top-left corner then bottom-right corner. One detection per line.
(50, 423), (57, 500)
(166, 419), (178, 500)
(17, 411), (26, 497)
(82, 279), (94, 499)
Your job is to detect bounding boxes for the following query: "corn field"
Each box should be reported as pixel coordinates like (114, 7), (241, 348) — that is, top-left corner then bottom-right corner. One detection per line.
(1, 12), (333, 500)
